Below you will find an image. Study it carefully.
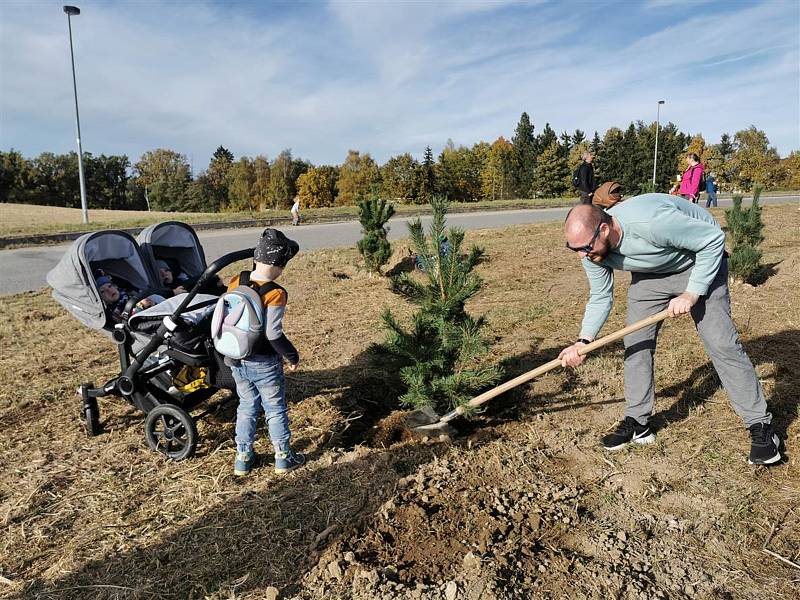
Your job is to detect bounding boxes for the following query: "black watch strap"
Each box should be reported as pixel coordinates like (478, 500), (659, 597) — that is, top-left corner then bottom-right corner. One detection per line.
(577, 338), (592, 345)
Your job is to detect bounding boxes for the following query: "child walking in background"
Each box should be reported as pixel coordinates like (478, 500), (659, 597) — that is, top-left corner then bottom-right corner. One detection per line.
(290, 196), (301, 226)
(227, 228), (304, 476)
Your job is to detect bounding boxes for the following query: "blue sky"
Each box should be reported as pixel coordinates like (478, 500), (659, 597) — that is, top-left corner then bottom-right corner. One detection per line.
(1, 0), (798, 171)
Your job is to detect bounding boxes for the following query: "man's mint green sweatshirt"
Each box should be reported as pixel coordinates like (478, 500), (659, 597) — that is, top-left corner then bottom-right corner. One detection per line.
(579, 193), (725, 340)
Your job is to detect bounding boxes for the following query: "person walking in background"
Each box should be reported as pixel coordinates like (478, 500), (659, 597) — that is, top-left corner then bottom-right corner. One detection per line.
(290, 196), (301, 226)
(573, 151), (596, 204)
(705, 172), (718, 208)
(679, 153), (704, 203)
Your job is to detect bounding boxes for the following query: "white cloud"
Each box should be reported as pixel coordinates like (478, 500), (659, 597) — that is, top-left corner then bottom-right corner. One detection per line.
(0, 0), (797, 169)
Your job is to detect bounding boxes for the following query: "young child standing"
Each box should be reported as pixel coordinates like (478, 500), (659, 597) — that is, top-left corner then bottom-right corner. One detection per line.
(227, 228), (304, 476)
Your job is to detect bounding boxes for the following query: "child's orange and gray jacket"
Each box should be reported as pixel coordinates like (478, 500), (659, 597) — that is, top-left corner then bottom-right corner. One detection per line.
(226, 272), (299, 365)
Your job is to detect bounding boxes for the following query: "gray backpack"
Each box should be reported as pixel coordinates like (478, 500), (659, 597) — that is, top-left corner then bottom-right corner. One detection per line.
(210, 272), (275, 359)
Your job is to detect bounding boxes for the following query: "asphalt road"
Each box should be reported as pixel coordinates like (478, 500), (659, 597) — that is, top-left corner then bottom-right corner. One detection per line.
(2, 196), (798, 296)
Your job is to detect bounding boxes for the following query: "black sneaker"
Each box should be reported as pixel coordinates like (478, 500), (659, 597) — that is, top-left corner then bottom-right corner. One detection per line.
(602, 417), (656, 451)
(748, 423), (781, 465)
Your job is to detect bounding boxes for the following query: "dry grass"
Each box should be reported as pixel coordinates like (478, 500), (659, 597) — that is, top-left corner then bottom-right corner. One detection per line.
(0, 197), (577, 241)
(0, 204), (798, 598)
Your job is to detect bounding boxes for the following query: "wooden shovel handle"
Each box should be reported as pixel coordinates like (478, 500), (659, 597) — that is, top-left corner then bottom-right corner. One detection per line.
(452, 308), (671, 418)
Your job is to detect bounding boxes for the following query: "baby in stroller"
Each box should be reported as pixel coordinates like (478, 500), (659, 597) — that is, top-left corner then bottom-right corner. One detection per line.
(94, 269), (166, 322)
(48, 225), (253, 460)
(155, 259), (189, 295)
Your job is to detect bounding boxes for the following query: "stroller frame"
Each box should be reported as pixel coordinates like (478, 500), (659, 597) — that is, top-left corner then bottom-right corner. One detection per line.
(78, 248), (254, 460)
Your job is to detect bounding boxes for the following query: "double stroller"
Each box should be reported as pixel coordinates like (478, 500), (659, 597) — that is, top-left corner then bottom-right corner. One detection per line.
(47, 222), (254, 460)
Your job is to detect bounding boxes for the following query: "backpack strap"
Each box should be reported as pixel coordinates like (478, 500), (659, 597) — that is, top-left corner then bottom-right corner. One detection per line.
(239, 271), (284, 301)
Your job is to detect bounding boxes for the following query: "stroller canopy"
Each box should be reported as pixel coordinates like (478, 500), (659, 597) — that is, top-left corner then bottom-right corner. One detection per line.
(47, 230), (158, 330)
(138, 222), (206, 283)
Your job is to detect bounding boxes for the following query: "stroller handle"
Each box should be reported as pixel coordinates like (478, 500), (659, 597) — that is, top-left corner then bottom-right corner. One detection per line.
(173, 247), (255, 316)
(122, 247), (254, 382)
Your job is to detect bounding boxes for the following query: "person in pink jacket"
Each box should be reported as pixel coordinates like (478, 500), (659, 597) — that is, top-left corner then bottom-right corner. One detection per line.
(679, 153), (704, 203)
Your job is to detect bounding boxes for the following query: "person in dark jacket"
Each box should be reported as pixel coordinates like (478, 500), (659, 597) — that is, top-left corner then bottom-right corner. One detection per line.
(575, 151), (596, 204)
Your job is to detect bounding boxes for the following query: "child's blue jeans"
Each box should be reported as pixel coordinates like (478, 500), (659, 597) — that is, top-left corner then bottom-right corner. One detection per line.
(231, 355), (291, 454)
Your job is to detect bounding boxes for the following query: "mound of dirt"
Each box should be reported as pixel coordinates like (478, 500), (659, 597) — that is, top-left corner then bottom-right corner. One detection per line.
(290, 434), (721, 600)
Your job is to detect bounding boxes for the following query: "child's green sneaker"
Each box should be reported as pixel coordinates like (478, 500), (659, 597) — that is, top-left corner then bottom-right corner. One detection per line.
(233, 450), (255, 476)
(274, 449), (305, 475)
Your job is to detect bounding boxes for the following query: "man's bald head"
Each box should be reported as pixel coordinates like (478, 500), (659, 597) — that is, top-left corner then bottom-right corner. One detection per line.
(565, 204), (609, 239)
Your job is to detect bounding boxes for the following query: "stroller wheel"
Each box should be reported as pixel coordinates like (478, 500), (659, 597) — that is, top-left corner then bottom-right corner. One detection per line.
(144, 405), (198, 461)
(84, 397), (101, 436)
(78, 384), (101, 436)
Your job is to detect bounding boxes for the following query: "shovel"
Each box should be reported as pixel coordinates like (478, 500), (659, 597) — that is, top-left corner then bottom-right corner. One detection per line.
(407, 309), (671, 437)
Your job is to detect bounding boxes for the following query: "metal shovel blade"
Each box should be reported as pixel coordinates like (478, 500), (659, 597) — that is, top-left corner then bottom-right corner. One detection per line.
(402, 405), (457, 439)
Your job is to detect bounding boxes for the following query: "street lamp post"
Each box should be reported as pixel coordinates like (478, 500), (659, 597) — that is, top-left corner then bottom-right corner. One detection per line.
(651, 100), (665, 188)
(63, 5), (89, 224)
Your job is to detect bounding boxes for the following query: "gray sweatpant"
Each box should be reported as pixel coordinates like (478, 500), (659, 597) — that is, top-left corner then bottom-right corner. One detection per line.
(623, 258), (771, 427)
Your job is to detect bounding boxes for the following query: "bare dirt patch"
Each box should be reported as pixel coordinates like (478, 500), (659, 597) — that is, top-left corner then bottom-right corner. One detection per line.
(1, 204), (798, 599)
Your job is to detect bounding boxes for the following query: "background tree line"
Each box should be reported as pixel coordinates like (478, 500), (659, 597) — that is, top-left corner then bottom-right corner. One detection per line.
(2, 116), (798, 211)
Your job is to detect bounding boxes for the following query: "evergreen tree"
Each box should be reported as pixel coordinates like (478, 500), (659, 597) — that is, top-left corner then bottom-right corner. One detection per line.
(206, 145), (235, 211)
(597, 127), (624, 188)
(572, 129), (586, 146)
(530, 142), (568, 198)
(536, 123), (557, 155)
(417, 146), (437, 203)
(717, 133), (735, 160)
(511, 112), (536, 198)
(559, 131), (572, 157)
(357, 195), (396, 274)
(725, 186), (764, 282)
(382, 197), (501, 413)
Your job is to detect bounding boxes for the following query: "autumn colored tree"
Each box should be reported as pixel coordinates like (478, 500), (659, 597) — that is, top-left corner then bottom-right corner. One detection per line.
(782, 151), (800, 189)
(270, 149), (309, 209)
(729, 126), (781, 190)
(227, 157), (256, 212)
(296, 165), (338, 208)
(480, 136), (514, 201)
(337, 150), (380, 205)
(251, 156), (271, 211)
(134, 149), (192, 211)
(381, 153), (420, 203)
(436, 140), (485, 202)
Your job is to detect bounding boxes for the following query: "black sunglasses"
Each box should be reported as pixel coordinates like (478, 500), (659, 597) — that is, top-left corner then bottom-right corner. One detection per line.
(566, 222), (603, 253)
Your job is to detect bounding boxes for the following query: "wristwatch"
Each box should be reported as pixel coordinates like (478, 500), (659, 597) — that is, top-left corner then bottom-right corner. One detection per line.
(576, 338), (592, 345)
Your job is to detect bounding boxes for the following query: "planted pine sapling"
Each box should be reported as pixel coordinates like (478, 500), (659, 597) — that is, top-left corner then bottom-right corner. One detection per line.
(357, 195), (395, 275)
(382, 197), (501, 415)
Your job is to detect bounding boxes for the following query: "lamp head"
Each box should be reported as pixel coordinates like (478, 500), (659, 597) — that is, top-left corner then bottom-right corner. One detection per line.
(63, 6), (80, 16)
(658, 100), (665, 105)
